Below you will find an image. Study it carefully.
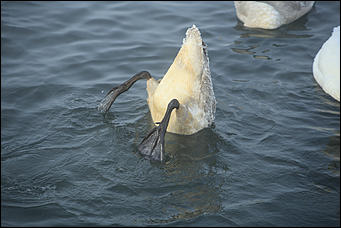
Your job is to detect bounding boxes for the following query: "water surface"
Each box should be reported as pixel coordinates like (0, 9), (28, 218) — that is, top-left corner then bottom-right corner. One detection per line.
(1, 1), (340, 226)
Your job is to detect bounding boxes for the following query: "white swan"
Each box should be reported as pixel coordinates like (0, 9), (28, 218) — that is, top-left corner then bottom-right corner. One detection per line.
(313, 26), (340, 102)
(234, 1), (315, 29)
(98, 25), (216, 161)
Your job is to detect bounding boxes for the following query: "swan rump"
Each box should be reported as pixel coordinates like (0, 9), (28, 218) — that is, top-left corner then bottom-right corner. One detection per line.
(146, 25), (216, 135)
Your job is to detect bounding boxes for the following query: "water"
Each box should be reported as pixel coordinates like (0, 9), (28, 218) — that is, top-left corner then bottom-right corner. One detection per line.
(1, 1), (340, 226)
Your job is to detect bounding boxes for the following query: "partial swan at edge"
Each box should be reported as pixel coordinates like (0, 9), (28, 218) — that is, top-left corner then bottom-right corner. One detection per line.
(234, 1), (315, 29)
(313, 26), (340, 102)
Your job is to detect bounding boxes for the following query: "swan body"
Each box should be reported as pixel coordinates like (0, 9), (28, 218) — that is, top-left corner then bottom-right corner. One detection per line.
(146, 25), (216, 135)
(234, 1), (315, 29)
(313, 26), (340, 102)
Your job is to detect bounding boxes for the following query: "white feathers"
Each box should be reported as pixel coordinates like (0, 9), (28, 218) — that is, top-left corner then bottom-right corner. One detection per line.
(313, 26), (340, 101)
(234, 1), (315, 29)
(146, 25), (216, 135)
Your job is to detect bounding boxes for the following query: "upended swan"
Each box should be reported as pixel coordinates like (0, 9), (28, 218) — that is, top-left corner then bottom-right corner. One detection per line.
(234, 1), (315, 29)
(98, 25), (216, 161)
(313, 26), (340, 102)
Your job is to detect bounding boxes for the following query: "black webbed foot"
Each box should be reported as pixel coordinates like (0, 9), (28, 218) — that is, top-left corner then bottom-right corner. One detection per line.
(98, 71), (151, 113)
(138, 99), (180, 162)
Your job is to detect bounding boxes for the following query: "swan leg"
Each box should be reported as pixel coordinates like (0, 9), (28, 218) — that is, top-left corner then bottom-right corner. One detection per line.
(138, 99), (180, 162)
(98, 71), (152, 113)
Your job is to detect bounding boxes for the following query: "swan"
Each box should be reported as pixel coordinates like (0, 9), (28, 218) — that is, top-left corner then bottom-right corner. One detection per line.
(234, 1), (315, 29)
(98, 25), (216, 161)
(313, 26), (340, 102)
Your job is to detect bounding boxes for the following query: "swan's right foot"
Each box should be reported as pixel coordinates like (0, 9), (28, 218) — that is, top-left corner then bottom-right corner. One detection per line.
(138, 99), (180, 162)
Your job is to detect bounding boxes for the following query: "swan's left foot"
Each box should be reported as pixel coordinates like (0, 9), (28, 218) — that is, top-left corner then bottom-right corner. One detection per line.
(98, 71), (151, 113)
(138, 99), (180, 162)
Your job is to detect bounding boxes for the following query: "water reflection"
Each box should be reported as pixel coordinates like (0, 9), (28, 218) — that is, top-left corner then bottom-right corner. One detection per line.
(148, 129), (228, 224)
(233, 11), (313, 39)
(323, 134), (340, 176)
(230, 13), (314, 61)
(231, 45), (256, 55)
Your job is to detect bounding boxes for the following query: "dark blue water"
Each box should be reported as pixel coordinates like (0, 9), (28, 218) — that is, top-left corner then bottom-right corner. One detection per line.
(1, 1), (340, 226)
